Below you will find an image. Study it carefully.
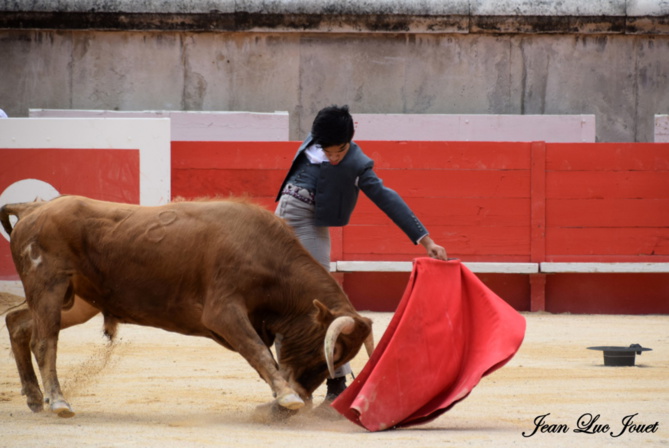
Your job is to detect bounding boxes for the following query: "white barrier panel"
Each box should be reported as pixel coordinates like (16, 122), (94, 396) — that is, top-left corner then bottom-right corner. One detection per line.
(30, 109), (290, 141)
(656, 115), (669, 143)
(0, 118), (170, 206)
(0, 118), (170, 286)
(352, 114), (596, 142)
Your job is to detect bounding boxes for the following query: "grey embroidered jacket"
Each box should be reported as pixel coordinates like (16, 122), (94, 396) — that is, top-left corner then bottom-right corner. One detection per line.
(276, 135), (428, 244)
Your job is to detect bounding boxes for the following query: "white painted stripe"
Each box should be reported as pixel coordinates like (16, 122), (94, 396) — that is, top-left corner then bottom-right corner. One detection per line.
(336, 261), (413, 272)
(29, 109), (290, 142)
(540, 263), (669, 273)
(0, 118), (171, 206)
(336, 261), (669, 274)
(464, 262), (539, 274)
(335, 261), (539, 274)
(352, 114), (596, 143)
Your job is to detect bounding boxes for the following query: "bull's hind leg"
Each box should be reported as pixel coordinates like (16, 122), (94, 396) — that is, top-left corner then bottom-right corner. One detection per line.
(26, 284), (98, 417)
(29, 291), (72, 417)
(6, 308), (44, 412)
(7, 295), (99, 415)
(202, 299), (305, 411)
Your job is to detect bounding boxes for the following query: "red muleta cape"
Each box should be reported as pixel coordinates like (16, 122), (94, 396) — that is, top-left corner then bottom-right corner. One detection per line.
(331, 258), (526, 431)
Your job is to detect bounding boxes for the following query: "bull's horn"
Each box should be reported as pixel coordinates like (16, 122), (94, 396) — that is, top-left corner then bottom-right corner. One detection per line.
(324, 316), (355, 379)
(364, 333), (375, 357)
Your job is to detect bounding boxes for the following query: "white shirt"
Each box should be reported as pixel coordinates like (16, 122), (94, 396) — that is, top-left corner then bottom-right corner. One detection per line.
(305, 144), (329, 164)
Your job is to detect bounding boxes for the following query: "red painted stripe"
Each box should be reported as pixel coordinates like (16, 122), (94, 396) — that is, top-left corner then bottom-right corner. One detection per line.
(546, 171), (669, 199)
(0, 148), (140, 279)
(344, 271), (532, 312)
(368, 170), (531, 198)
(343, 225), (531, 257)
(171, 141), (296, 169)
(172, 141), (534, 170)
(350, 197), (530, 227)
(172, 169), (285, 199)
(546, 143), (669, 171)
(531, 142), (547, 263)
(545, 273), (669, 314)
(546, 227), (669, 257)
(358, 141), (532, 169)
(1, 148), (140, 203)
(547, 199), (669, 227)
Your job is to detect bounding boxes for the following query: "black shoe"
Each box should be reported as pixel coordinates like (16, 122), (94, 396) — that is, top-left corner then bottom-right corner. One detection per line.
(325, 376), (347, 401)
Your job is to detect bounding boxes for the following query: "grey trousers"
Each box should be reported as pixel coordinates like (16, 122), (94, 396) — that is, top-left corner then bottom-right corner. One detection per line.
(275, 191), (331, 271)
(275, 192), (352, 378)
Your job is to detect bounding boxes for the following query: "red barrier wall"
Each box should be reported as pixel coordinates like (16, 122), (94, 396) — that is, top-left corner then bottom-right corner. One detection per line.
(0, 148), (140, 280)
(172, 141), (669, 314)
(544, 143), (669, 262)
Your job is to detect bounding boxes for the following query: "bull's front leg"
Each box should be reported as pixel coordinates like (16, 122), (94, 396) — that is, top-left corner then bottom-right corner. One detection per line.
(201, 299), (305, 411)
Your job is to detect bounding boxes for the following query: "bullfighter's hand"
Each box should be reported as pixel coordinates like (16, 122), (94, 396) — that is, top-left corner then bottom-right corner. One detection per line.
(419, 236), (448, 261)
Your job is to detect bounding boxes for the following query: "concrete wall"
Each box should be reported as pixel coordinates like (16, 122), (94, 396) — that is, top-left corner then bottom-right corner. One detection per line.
(1, 0), (668, 142)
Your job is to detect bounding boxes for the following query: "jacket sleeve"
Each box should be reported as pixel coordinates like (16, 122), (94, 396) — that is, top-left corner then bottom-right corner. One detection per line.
(358, 166), (429, 244)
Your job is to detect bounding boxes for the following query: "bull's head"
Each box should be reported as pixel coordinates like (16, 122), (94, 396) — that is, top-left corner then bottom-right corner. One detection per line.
(278, 300), (374, 400)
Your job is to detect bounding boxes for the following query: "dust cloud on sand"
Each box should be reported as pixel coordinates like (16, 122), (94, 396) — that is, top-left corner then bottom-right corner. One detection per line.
(1, 311), (667, 448)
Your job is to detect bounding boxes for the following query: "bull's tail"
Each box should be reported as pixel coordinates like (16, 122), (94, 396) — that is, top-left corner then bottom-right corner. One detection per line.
(0, 201), (46, 236)
(0, 204), (14, 235)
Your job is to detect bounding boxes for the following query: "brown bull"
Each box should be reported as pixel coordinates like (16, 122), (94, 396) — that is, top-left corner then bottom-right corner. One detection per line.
(0, 195), (373, 418)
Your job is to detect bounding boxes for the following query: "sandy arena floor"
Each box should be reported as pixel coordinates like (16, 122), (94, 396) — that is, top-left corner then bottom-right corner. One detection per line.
(1, 310), (667, 448)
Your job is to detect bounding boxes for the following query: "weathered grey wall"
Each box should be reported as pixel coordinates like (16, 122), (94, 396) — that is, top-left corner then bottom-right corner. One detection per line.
(1, 0), (668, 141)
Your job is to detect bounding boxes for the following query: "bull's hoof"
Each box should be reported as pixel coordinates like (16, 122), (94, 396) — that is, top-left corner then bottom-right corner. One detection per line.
(27, 399), (44, 413)
(22, 387), (44, 412)
(50, 400), (75, 418)
(277, 393), (305, 410)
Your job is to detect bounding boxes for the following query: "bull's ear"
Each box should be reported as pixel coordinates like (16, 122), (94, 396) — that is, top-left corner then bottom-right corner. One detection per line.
(313, 299), (333, 325)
